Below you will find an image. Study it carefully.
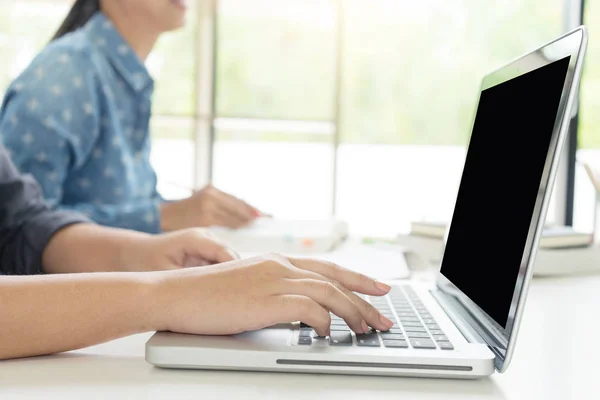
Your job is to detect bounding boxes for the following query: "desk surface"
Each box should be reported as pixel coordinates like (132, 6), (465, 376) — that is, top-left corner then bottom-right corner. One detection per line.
(1, 274), (599, 399)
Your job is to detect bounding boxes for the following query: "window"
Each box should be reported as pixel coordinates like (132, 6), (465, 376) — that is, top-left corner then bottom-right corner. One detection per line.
(211, 0), (565, 235)
(0, 1), (73, 93)
(148, 3), (199, 200)
(0, 1), (574, 235)
(335, 0), (563, 235)
(574, 0), (598, 233)
(215, 0), (336, 120)
(212, 0), (337, 219)
(150, 116), (195, 200)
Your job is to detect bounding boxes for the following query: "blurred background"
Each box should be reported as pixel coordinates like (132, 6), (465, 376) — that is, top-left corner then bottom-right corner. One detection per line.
(0, 0), (596, 236)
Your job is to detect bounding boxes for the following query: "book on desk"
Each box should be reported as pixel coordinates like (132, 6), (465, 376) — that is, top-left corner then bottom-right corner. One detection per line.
(209, 217), (350, 254)
(410, 220), (593, 249)
(401, 220), (598, 276)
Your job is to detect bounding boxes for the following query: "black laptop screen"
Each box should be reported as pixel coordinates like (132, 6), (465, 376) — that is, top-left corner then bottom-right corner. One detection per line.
(439, 56), (571, 328)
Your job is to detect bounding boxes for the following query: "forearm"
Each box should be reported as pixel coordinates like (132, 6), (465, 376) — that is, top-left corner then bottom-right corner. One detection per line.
(0, 272), (159, 360)
(43, 224), (152, 274)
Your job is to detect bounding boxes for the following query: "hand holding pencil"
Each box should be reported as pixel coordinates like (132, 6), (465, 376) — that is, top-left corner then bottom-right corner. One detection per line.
(160, 183), (268, 231)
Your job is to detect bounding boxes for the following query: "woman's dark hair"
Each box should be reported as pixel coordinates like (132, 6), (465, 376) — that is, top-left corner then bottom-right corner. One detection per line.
(52, 0), (101, 41)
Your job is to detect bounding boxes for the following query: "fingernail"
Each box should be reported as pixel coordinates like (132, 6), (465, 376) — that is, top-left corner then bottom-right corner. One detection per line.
(374, 280), (391, 293)
(252, 209), (261, 217)
(361, 320), (370, 333)
(380, 314), (394, 328)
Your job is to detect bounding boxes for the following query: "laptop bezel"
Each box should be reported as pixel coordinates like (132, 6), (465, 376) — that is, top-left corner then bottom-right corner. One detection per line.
(433, 26), (588, 373)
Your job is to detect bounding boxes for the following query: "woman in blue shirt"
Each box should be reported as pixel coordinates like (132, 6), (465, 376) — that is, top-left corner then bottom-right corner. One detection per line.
(0, 0), (260, 234)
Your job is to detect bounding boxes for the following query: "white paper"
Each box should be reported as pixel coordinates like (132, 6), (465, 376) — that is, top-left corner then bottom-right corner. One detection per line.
(212, 218), (340, 237)
(210, 217), (349, 253)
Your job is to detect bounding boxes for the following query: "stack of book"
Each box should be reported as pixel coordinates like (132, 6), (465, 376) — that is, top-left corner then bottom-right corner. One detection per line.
(398, 220), (599, 277)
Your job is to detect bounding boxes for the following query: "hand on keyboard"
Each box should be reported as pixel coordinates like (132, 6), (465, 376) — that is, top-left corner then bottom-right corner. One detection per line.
(299, 286), (455, 350)
(152, 253), (395, 337)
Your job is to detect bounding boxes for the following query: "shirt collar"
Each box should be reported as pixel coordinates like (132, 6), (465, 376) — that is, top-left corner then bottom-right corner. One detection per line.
(84, 12), (153, 93)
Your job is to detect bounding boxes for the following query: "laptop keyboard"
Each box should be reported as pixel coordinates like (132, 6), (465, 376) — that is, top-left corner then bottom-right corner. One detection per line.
(298, 286), (454, 350)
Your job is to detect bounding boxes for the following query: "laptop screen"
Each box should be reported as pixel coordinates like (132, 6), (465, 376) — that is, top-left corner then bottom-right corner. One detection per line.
(439, 56), (571, 329)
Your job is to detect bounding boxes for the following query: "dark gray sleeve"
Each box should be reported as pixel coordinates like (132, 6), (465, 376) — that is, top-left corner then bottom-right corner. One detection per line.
(0, 144), (89, 275)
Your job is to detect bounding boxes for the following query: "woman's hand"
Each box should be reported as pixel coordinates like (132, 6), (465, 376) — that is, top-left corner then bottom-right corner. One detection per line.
(43, 225), (238, 274)
(161, 185), (261, 231)
(125, 228), (239, 271)
(151, 254), (395, 337)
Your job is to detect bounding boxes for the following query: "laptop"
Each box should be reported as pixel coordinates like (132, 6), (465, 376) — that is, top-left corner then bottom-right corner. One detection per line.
(145, 27), (588, 379)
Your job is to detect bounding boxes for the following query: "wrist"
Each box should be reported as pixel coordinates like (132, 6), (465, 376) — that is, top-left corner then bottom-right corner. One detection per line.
(115, 233), (154, 272)
(160, 201), (180, 232)
(143, 271), (177, 332)
(130, 272), (170, 333)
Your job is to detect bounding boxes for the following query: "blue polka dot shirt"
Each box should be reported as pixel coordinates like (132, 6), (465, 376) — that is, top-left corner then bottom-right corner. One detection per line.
(0, 12), (163, 233)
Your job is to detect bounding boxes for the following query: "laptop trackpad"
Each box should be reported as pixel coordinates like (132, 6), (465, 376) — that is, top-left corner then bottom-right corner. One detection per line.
(181, 324), (295, 351)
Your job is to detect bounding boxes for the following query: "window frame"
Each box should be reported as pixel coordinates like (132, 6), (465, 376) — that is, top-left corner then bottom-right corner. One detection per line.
(563, 0), (585, 225)
(172, 0), (583, 226)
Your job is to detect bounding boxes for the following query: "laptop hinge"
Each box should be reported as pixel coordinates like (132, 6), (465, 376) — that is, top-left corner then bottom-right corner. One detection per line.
(430, 289), (502, 348)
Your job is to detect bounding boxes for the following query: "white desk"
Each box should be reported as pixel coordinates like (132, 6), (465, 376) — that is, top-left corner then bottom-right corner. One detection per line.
(1, 274), (599, 399)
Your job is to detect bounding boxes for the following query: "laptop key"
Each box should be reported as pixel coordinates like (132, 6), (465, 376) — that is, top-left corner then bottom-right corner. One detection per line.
(400, 317), (421, 323)
(433, 335), (449, 342)
(438, 342), (454, 350)
(410, 339), (436, 349)
(356, 332), (381, 347)
(404, 326), (427, 333)
(383, 340), (408, 348)
(397, 312), (417, 318)
(299, 330), (313, 337)
(379, 328), (403, 334)
(380, 333), (405, 340)
(402, 321), (424, 327)
(330, 325), (351, 332)
(408, 332), (431, 338)
(298, 336), (312, 345)
(329, 332), (353, 346)
(429, 329), (444, 335)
